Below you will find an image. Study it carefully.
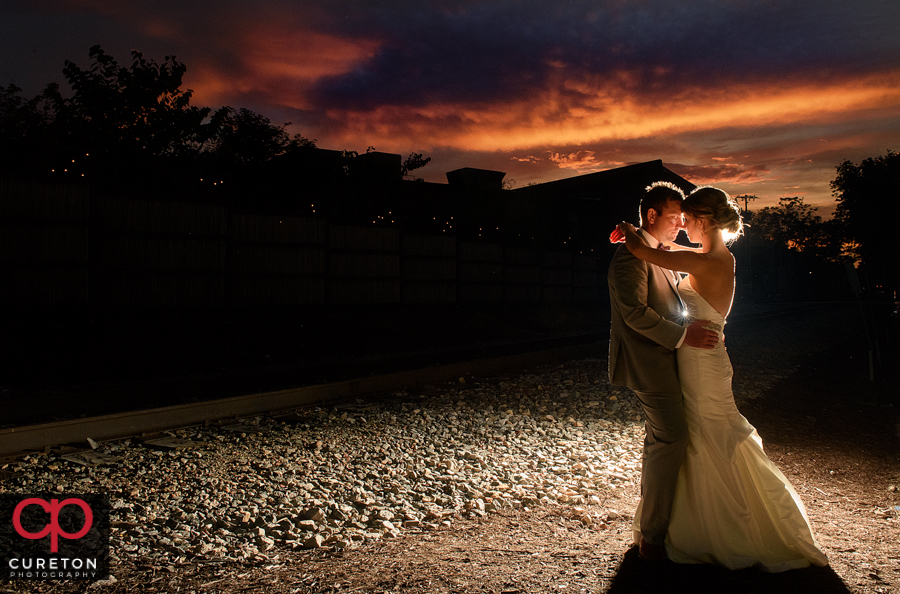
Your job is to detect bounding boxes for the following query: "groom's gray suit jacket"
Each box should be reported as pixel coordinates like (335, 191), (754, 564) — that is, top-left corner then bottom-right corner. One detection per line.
(607, 231), (685, 393)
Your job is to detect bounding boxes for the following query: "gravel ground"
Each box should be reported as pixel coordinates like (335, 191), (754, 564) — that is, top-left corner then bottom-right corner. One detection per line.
(1, 306), (897, 593)
(4, 364), (652, 564)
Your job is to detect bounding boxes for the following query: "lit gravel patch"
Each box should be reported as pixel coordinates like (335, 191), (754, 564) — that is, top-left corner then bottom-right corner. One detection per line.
(6, 361), (647, 564)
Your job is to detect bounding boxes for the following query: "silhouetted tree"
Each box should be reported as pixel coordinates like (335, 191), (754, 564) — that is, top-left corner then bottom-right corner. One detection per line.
(1, 84), (44, 142)
(747, 196), (842, 260)
(832, 151), (900, 290)
(203, 107), (291, 166)
(0, 83), (59, 175)
(1, 44), (420, 199)
(401, 152), (431, 181)
(53, 45), (210, 161)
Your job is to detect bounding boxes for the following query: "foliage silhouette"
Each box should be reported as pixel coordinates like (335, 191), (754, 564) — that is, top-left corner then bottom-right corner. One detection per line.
(832, 150), (900, 290)
(202, 106), (318, 166)
(0, 46), (327, 193)
(56, 45), (209, 159)
(401, 152), (432, 180)
(0, 83), (59, 175)
(747, 196), (843, 261)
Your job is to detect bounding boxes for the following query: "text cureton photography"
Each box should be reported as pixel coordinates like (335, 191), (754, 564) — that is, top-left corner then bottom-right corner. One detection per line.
(1, 494), (109, 581)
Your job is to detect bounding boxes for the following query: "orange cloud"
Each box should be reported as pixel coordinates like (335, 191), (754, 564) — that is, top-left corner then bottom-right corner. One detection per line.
(548, 151), (625, 173)
(667, 163), (772, 187)
(311, 70), (900, 155)
(302, 65), (896, 217)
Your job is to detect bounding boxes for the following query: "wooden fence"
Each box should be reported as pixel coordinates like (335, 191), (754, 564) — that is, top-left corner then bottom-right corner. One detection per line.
(0, 179), (90, 306)
(93, 196), (228, 307)
(0, 181), (601, 308)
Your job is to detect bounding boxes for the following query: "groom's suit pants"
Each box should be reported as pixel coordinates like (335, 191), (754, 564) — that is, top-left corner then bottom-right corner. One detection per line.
(633, 388), (690, 545)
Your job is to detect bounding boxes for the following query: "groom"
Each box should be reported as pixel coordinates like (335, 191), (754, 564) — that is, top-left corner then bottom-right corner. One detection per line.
(607, 181), (718, 562)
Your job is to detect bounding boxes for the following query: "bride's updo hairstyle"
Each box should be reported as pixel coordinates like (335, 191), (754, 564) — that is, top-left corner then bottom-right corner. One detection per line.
(682, 186), (744, 242)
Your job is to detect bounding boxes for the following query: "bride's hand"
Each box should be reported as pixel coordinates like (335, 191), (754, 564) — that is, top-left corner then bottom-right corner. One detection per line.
(609, 226), (625, 243)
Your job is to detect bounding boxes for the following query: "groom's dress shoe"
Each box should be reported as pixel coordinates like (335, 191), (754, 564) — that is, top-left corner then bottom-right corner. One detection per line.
(638, 537), (667, 562)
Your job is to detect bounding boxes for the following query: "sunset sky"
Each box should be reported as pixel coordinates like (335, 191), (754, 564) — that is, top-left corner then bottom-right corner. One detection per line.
(3, 1), (899, 214)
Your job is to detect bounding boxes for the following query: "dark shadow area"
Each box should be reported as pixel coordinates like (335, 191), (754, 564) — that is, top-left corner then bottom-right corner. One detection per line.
(0, 301), (858, 428)
(607, 547), (852, 594)
(0, 303), (604, 426)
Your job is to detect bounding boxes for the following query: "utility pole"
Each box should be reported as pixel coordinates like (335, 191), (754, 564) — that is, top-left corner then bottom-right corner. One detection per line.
(735, 195), (758, 301)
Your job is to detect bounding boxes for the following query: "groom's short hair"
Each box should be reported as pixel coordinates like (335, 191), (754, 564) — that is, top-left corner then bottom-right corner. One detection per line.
(640, 181), (686, 228)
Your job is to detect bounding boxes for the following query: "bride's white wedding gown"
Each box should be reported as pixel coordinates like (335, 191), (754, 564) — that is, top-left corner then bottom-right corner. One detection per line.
(632, 277), (828, 572)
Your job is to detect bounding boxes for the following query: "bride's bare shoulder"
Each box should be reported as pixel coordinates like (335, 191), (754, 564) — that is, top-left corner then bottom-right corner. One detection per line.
(714, 247), (735, 268)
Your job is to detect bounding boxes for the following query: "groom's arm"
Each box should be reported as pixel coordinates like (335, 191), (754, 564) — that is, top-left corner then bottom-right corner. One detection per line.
(609, 249), (685, 351)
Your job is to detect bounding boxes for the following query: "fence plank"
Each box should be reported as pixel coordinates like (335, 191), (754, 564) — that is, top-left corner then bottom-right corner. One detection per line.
(0, 268), (88, 305)
(574, 286), (599, 302)
(0, 225), (88, 262)
(573, 269), (599, 287)
(99, 237), (226, 269)
(402, 259), (456, 281)
(542, 286), (573, 302)
(231, 215), (325, 243)
(231, 246), (324, 274)
(0, 180), (90, 306)
(504, 284), (542, 303)
(574, 254), (598, 270)
(504, 246), (542, 265)
(230, 276), (324, 305)
(459, 262), (502, 282)
(403, 234), (456, 257)
(98, 273), (226, 307)
(460, 241), (502, 262)
(97, 197), (226, 234)
(330, 253), (400, 277)
(504, 265), (541, 284)
(542, 268), (573, 285)
(402, 282), (456, 304)
(0, 179), (89, 219)
(543, 251), (573, 268)
(459, 284), (503, 303)
(329, 279), (400, 304)
(330, 225), (399, 251)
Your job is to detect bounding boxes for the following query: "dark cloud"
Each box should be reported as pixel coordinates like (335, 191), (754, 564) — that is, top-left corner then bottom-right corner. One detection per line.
(305, 0), (900, 111)
(308, 3), (567, 109)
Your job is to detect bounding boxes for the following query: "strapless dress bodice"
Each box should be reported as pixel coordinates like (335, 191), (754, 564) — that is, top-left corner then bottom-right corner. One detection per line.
(679, 276), (725, 336)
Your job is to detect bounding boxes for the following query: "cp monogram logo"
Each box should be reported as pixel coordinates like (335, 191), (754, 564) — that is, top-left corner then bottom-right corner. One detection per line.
(12, 498), (94, 552)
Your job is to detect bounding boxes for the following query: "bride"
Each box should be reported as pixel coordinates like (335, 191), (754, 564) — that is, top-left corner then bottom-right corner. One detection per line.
(616, 186), (828, 572)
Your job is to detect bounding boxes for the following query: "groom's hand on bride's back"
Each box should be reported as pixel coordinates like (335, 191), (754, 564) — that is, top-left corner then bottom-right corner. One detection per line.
(684, 320), (718, 349)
